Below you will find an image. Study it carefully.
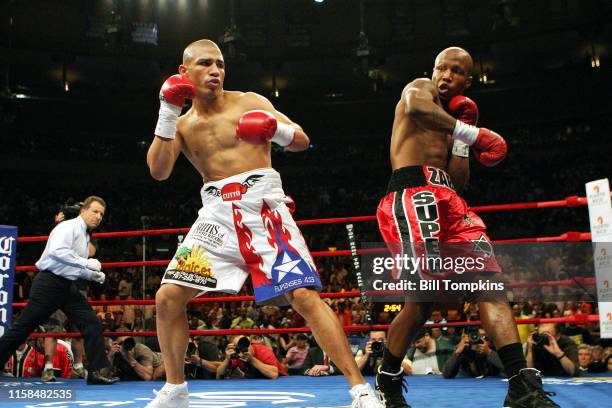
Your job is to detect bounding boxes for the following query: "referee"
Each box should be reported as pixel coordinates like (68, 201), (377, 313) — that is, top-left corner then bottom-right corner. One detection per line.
(0, 196), (118, 385)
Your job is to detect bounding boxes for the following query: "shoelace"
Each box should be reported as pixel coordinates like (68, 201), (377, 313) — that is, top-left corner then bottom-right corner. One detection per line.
(536, 389), (557, 401)
(519, 387), (558, 407)
(152, 389), (171, 398)
(511, 369), (557, 399)
(521, 369), (558, 402)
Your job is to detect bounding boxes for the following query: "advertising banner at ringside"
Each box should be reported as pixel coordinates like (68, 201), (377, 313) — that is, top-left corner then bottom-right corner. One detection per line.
(0, 225), (18, 338)
(585, 178), (612, 338)
(358, 242), (596, 303)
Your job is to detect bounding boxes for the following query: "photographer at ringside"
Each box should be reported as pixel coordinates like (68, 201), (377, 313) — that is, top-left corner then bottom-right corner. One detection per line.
(442, 327), (503, 378)
(216, 335), (286, 379)
(526, 323), (578, 376)
(184, 337), (222, 379)
(355, 331), (411, 376)
(109, 337), (166, 381)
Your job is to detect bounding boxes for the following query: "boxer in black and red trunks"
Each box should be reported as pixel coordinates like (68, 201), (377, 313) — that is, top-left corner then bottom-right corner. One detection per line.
(375, 47), (559, 408)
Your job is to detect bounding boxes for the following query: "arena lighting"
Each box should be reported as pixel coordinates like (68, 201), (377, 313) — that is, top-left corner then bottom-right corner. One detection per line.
(478, 57), (496, 85)
(590, 42), (601, 69)
(314, 0), (325, 3)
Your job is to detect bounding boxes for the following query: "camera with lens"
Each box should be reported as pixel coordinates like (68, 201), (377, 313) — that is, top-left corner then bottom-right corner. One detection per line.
(231, 337), (251, 359)
(532, 332), (550, 347)
(61, 202), (83, 220)
(467, 327), (484, 345)
(370, 339), (385, 356)
(112, 337), (141, 380)
(122, 337), (136, 352)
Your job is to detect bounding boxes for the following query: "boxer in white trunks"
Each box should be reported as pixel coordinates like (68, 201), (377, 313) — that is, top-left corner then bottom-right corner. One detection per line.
(145, 39), (383, 408)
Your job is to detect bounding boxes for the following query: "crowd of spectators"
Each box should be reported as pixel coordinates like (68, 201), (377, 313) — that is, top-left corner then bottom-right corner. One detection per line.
(2, 117), (608, 239)
(5, 295), (611, 381)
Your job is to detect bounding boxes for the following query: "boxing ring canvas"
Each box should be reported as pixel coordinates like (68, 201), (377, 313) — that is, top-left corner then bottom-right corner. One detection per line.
(2, 374), (611, 407)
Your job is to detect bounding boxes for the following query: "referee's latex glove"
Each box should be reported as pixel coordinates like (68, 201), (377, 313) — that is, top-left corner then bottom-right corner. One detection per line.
(86, 258), (102, 271)
(89, 270), (106, 284)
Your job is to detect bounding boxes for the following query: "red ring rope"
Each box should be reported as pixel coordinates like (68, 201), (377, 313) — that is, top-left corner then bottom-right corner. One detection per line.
(26, 314), (599, 339)
(11, 193), (597, 321)
(15, 195), (588, 243)
(11, 275), (596, 308)
(12, 231), (594, 273)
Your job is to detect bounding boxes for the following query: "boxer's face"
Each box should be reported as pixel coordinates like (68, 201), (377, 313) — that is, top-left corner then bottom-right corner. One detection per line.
(181, 46), (225, 98)
(432, 50), (473, 101)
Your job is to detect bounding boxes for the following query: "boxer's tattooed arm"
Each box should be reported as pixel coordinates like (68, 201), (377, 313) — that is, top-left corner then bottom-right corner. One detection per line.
(431, 106), (441, 126)
(403, 80), (458, 133)
(407, 103), (455, 134)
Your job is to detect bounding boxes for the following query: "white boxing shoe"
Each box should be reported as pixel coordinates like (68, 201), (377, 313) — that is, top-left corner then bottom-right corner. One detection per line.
(350, 382), (385, 408)
(145, 382), (189, 408)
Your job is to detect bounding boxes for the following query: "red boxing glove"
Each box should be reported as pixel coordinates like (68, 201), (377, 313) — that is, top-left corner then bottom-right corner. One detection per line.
(473, 128), (507, 167)
(236, 110), (277, 145)
(448, 95), (479, 125)
(155, 75), (195, 139)
(236, 110), (296, 147)
(160, 74), (195, 108)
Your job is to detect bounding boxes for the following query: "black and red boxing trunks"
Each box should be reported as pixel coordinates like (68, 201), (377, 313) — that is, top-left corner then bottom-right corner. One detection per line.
(377, 165), (501, 281)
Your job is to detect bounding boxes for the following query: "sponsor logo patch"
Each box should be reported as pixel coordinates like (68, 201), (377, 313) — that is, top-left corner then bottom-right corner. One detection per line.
(471, 234), (494, 258)
(272, 251), (318, 293)
(204, 174), (264, 201)
(166, 244), (217, 288)
(191, 221), (229, 250)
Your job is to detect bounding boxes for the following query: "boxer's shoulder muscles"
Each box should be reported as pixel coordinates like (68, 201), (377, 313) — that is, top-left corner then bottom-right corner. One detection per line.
(402, 78), (448, 130)
(239, 91), (295, 126)
(401, 78), (437, 102)
(239, 91), (274, 110)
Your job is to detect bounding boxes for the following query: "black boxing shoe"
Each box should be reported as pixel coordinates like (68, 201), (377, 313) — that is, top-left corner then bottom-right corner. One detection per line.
(86, 370), (119, 385)
(375, 366), (411, 408)
(503, 368), (560, 408)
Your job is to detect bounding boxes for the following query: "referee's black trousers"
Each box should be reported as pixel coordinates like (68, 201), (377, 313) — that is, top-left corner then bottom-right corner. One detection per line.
(0, 270), (109, 371)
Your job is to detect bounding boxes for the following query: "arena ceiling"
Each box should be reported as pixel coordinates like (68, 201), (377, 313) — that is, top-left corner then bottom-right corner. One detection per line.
(0, 0), (611, 100)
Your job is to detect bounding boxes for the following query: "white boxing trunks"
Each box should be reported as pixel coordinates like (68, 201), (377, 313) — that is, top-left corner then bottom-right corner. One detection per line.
(161, 168), (321, 304)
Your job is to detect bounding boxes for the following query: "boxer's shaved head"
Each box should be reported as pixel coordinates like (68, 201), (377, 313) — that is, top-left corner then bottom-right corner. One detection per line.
(435, 47), (474, 74)
(183, 39), (222, 65)
(179, 38), (225, 99)
(432, 46), (474, 99)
